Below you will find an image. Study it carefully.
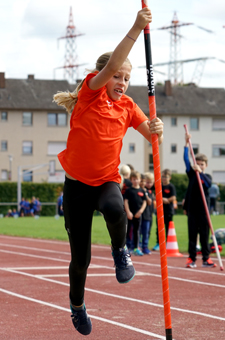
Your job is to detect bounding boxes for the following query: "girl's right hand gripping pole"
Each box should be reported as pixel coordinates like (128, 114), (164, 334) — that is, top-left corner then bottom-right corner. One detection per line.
(141, 1), (173, 339)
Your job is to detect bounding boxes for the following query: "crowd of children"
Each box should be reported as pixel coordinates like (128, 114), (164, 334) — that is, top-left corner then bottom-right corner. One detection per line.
(4, 197), (41, 217)
(19, 197), (41, 217)
(120, 164), (176, 256)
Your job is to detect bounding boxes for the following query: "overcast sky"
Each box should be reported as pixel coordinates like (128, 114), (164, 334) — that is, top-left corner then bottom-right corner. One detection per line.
(1, 0), (225, 88)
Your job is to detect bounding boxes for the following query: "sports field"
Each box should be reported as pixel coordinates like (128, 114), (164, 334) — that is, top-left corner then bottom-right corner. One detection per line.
(0, 234), (224, 340)
(0, 214), (224, 256)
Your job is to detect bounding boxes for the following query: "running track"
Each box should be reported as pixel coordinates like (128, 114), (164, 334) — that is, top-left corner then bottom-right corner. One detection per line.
(0, 235), (225, 340)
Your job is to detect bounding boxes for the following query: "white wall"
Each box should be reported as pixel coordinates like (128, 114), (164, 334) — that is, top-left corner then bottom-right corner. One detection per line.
(120, 127), (145, 173)
(161, 115), (225, 178)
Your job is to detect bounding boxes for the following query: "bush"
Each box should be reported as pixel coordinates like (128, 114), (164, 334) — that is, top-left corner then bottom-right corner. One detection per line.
(0, 182), (64, 216)
(170, 173), (189, 202)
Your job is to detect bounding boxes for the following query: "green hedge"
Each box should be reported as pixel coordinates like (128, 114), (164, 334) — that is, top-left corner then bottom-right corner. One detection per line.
(0, 182), (64, 216)
(0, 178), (224, 216)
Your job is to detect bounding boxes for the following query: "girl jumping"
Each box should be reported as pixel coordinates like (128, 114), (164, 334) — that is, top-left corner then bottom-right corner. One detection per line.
(53, 6), (163, 336)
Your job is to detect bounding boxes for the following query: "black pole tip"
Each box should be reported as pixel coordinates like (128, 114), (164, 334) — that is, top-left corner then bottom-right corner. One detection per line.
(166, 328), (173, 340)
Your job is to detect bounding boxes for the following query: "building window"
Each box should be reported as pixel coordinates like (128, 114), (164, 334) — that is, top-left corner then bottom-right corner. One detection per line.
(22, 141), (33, 155)
(129, 143), (135, 153)
(149, 153), (153, 170)
(212, 145), (225, 157)
(1, 140), (7, 151)
(192, 144), (199, 154)
(190, 118), (199, 130)
(1, 112), (7, 121)
(171, 144), (177, 153)
(1, 170), (8, 180)
(23, 112), (33, 126)
(48, 113), (67, 126)
(212, 171), (225, 184)
(48, 141), (66, 155)
(171, 117), (177, 126)
(23, 170), (33, 182)
(212, 119), (225, 130)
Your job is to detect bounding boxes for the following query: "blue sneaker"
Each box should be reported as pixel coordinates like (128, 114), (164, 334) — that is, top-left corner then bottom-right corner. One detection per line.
(152, 243), (159, 251)
(70, 303), (92, 335)
(133, 248), (144, 256)
(142, 247), (151, 255)
(112, 245), (135, 283)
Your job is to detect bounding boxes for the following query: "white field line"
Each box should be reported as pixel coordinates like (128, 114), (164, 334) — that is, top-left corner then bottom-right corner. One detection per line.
(1, 268), (225, 322)
(93, 255), (225, 277)
(0, 242), (70, 255)
(0, 235), (110, 249)
(0, 249), (69, 263)
(0, 287), (167, 340)
(1, 248), (225, 288)
(1, 242), (225, 278)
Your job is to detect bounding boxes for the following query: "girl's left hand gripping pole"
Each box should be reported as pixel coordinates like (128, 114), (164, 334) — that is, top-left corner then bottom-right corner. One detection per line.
(141, 1), (173, 339)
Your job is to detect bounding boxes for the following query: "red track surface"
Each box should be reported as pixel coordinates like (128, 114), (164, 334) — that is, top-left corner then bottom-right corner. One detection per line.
(0, 235), (225, 340)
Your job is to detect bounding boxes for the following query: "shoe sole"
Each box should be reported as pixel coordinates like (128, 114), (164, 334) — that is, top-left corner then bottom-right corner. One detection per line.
(202, 264), (217, 268)
(186, 264), (197, 268)
(117, 269), (136, 284)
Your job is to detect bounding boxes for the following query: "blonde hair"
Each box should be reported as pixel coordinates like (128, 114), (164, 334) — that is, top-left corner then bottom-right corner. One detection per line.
(145, 172), (154, 181)
(53, 52), (132, 113)
(120, 164), (131, 177)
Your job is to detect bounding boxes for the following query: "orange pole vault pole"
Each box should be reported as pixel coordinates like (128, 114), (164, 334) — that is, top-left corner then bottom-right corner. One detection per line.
(141, 1), (172, 339)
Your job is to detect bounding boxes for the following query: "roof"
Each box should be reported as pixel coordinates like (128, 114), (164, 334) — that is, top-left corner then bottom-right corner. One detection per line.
(0, 78), (75, 111)
(126, 85), (225, 116)
(0, 77), (225, 115)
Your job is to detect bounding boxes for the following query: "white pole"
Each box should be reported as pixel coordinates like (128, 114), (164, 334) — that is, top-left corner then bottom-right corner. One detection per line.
(17, 166), (21, 211)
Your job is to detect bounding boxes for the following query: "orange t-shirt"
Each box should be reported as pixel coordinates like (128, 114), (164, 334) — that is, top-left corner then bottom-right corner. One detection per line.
(58, 73), (148, 186)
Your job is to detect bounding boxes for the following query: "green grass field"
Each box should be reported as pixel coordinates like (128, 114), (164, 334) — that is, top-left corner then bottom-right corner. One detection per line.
(0, 214), (224, 257)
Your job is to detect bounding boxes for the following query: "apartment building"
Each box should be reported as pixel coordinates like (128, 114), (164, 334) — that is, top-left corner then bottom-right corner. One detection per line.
(1, 73), (225, 183)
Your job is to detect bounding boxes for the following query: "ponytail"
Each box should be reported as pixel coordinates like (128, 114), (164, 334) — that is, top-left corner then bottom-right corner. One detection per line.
(53, 79), (85, 114)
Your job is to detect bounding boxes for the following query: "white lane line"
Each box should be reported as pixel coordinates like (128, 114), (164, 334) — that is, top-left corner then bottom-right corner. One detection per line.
(0, 288), (166, 339)
(0, 242), (70, 255)
(1, 248), (224, 288)
(0, 235), (109, 249)
(0, 249), (69, 263)
(93, 255), (225, 277)
(2, 268), (225, 322)
(0, 264), (106, 271)
(1, 241), (224, 277)
(40, 272), (148, 278)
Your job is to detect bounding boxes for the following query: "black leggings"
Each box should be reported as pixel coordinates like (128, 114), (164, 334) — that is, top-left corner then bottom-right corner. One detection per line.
(63, 177), (127, 306)
(188, 213), (210, 262)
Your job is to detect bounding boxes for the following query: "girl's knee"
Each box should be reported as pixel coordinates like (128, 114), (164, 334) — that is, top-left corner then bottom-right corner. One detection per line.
(102, 201), (125, 224)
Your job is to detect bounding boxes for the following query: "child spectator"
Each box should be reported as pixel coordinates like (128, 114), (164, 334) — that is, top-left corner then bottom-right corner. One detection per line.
(35, 198), (42, 215)
(120, 164), (132, 197)
(124, 171), (147, 255)
(19, 198), (25, 217)
(152, 169), (176, 251)
(11, 208), (19, 217)
(57, 192), (64, 216)
(24, 199), (31, 216)
(145, 172), (155, 244)
(139, 174), (152, 254)
(209, 183), (220, 214)
(184, 132), (216, 268)
(5, 209), (13, 217)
